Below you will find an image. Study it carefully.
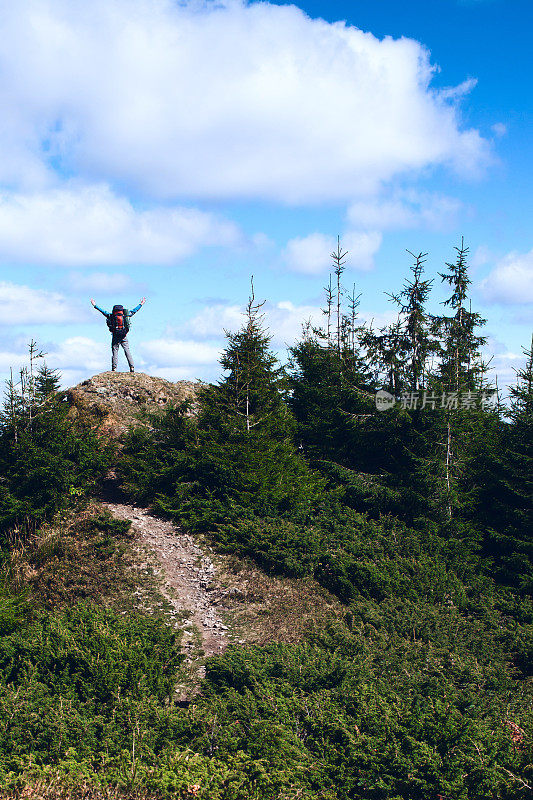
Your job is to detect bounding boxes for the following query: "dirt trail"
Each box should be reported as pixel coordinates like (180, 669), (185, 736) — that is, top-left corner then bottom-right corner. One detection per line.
(102, 501), (229, 665)
(100, 499), (342, 697)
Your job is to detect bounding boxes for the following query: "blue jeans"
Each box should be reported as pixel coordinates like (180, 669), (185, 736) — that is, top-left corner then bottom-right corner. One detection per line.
(111, 334), (134, 370)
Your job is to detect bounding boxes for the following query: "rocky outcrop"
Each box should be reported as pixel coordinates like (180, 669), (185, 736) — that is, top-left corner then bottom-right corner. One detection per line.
(66, 371), (200, 437)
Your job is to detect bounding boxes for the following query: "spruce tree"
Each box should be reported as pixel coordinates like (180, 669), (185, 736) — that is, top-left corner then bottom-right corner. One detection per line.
(288, 241), (410, 516)
(434, 239), (487, 393)
(362, 316), (407, 396)
(164, 280), (323, 527)
(201, 281), (289, 438)
(34, 363), (61, 402)
(0, 352), (108, 542)
(362, 251), (438, 522)
(505, 335), (533, 560)
(1, 369), (22, 442)
(288, 240), (374, 469)
(420, 239), (495, 528)
(477, 336), (533, 591)
(386, 251), (435, 391)
(332, 236), (348, 355)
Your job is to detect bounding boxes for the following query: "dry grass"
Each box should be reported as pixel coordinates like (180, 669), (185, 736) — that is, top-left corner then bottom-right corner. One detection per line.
(2, 502), (160, 617)
(207, 549), (344, 647)
(0, 778), (157, 799)
(3, 498), (343, 649)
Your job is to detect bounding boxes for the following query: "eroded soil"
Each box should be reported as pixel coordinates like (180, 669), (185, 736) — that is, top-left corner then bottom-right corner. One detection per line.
(102, 500), (342, 696)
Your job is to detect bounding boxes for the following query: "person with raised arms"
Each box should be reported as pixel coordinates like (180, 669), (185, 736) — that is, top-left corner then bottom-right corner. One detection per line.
(91, 297), (146, 373)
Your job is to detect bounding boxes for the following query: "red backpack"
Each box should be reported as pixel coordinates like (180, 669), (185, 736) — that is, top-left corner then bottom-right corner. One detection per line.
(107, 305), (130, 334)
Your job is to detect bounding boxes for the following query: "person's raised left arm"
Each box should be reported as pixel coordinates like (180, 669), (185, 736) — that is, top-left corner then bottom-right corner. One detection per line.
(130, 297), (146, 315)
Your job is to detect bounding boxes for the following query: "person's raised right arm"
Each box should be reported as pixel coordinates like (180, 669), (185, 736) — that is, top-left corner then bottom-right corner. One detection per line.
(91, 299), (109, 316)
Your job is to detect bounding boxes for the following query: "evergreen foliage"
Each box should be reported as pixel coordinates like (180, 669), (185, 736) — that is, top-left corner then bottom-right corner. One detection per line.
(1, 587), (531, 798)
(385, 251), (436, 391)
(423, 240), (492, 521)
(288, 242), (390, 515)
(122, 283), (326, 530)
(34, 362), (62, 401)
(0, 406), (108, 544)
(0, 347), (109, 545)
(2, 245), (532, 798)
(478, 336), (533, 590)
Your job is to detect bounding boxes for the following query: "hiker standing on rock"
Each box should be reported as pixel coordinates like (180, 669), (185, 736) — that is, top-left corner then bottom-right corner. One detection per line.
(91, 297), (146, 373)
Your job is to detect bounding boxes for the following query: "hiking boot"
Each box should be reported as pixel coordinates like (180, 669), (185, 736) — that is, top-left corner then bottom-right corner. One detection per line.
(130, 367), (135, 373)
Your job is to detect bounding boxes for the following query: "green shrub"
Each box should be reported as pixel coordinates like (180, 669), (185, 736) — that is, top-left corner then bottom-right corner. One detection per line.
(0, 402), (110, 545)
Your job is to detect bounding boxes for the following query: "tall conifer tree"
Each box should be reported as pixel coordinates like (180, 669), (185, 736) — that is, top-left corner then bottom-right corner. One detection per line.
(478, 336), (533, 591)
(420, 239), (495, 527)
(186, 280), (320, 523)
(289, 239), (374, 468)
(386, 251), (435, 391)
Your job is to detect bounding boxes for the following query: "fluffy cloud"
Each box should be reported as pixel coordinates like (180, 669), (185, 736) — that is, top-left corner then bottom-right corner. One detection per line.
(147, 366), (216, 382)
(68, 271), (133, 293)
(0, 281), (84, 325)
(283, 234), (336, 275)
(491, 122), (507, 138)
(0, 349), (29, 374)
(283, 231), (381, 274)
(186, 304), (246, 339)
(347, 190), (461, 232)
(0, 185), (241, 266)
(342, 232), (383, 271)
(484, 350), (527, 395)
(182, 299), (397, 348)
(140, 339), (222, 366)
(45, 336), (109, 371)
(0, 0), (489, 203)
(0, 333), (222, 387)
(479, 249), (533, 304)
(183, 300), (324, 346)
(0, 336), (109, 387)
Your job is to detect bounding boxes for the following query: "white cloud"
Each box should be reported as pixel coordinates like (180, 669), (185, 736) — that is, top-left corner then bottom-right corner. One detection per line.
(265, 301), (323, 345)
(0, 0), (489, 204)
(0, 349), (29, 374)
(283, 233), (335, 275)
(437, 78), (478, 102)
(472, 244), (492, 269)
(68, 271), (132, 293)
(186, 304), (246, 339)
(479, 249), (533, 304)
(342, 232), (383, 271)
(491, 122), (507, 138)
(140, 338), (222, 366)
(183, 298), (390, 348)
(347, 190), (461, 232)
(147, 366), (217, 382)
(45, 336), (109, 371)
(0, 184), (241, 266)
(283, 231), (381, 274)
(182, 300), (323, 346)
(0, 281), (85, 325)
(0, 335), (109, 385)
(484, 350), (528, 397)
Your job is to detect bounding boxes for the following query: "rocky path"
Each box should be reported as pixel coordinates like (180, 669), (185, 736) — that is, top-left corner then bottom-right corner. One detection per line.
(102, 501), (229, 671)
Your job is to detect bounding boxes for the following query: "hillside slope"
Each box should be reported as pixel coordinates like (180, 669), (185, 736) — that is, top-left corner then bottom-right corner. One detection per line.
(66, 371), (200, 437)
(63, 373), (341, 692)
(3, 370), (531, 799)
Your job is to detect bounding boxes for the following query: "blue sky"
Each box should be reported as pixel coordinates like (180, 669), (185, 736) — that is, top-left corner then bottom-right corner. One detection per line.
(0, 0), (531, 393)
